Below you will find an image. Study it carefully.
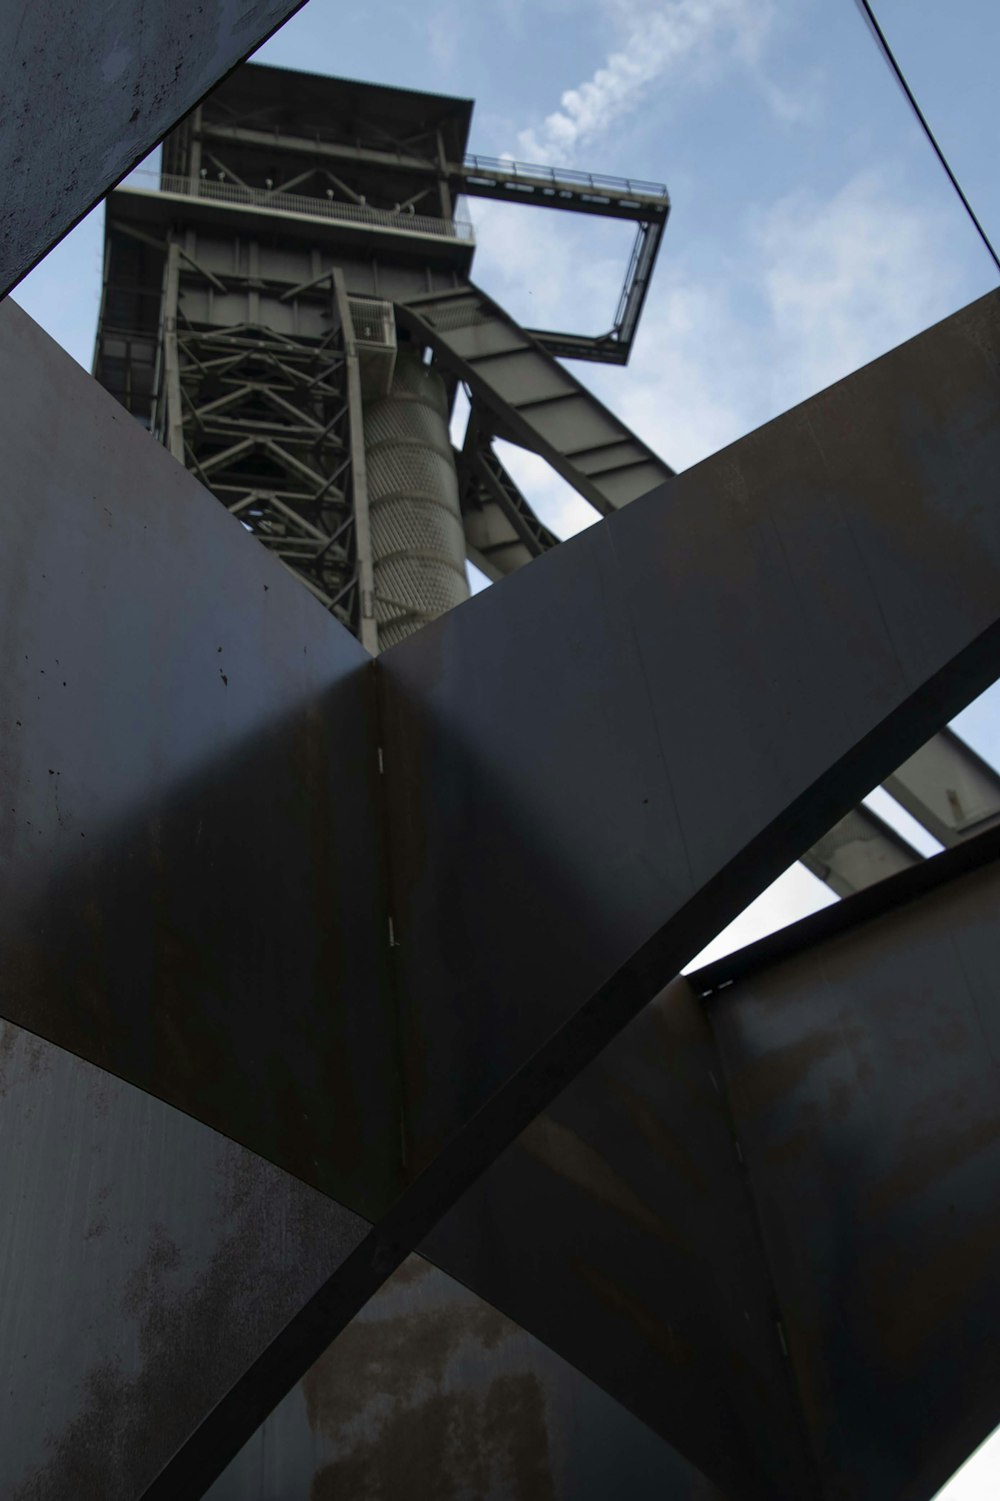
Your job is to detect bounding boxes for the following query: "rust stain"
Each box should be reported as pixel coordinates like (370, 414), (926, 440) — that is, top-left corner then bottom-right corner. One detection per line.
(13, 1145), (349, 1499)
(302, 1260), (554, 1500)
(310, 1374), (555, 1501)
(302, 1270), (510, 1437)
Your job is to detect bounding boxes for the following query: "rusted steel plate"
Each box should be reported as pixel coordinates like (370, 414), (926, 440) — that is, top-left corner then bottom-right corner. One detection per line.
(161, 291), (1000, 1494)
(711, 851), (1000, 1501)
(0, 299), (399, 1221)
(379, 288), (1000, 1178)
(422, 979), (816, 1501)
(0, 0), (307, 297)
(205, 1255), (727, 1500)
(0, 1018), (366, 1501)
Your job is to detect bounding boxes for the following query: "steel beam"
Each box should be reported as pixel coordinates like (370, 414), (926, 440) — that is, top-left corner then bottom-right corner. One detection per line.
(0, 0), (308, 297)
(396, 283), (675, 512)
(800, 803), (920, 897)
(885, 725), (1000, 845)
(456, 411), (560, 580)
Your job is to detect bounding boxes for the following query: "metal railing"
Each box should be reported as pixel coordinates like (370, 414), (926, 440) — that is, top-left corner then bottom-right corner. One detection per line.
(128, 171), (474, 241)
(460, 154), (669, 206)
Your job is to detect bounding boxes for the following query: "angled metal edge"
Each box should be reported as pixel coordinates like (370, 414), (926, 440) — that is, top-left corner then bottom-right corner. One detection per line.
(1, 0), (309, 297)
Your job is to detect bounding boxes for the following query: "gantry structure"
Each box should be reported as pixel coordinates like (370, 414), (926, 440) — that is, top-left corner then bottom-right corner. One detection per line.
(93, 62), (1000, 900)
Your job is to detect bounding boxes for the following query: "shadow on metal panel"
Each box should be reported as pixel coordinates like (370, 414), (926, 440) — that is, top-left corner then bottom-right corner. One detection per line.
(711, 851), (1000, 1501)
(422, 979), (816, 1500)
(0, 0), (308, 297)
(0, 299), (400, 1222)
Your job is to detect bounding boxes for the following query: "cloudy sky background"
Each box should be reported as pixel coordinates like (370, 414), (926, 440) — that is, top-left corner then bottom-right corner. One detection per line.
(12, 6), (1000, 1487)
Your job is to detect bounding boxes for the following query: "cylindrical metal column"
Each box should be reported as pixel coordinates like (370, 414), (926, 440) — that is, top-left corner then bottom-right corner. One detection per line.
(363, 353), (469, 650)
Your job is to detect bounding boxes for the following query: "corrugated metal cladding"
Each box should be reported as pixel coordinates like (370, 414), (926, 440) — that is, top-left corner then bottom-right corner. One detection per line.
(364, 353), (470, 648)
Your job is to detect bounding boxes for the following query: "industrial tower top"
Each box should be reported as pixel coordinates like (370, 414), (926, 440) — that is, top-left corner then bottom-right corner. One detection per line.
(94, 62), (672, 649)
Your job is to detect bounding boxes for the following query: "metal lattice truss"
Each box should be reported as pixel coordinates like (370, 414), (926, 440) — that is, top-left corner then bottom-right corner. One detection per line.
(172, 323), (360, 623)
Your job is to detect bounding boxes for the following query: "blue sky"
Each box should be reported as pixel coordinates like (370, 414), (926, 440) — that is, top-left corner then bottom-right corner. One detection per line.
(12, 8), (1000, 1485)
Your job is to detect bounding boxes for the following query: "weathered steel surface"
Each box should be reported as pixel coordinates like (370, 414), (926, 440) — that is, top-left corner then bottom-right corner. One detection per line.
(8, 287), (1000, 1491)
(206, 1255), (726, 1500)
(0, 299), (399, 1220)
(157, 290), (1000, 1497)
(380, 288), (1000, 1177)
(710, 850), (1000, 1501)
(0, 1018), (366, 1501)
(422, 980), (816, 1500)
(0, 0), (307, 297)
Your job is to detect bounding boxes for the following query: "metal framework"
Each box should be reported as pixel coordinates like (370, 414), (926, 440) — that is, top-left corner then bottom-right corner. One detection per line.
(5, 23), (1000, 1501)
(91, 58), (1000, 906)
(10, 280), (1000, 1497)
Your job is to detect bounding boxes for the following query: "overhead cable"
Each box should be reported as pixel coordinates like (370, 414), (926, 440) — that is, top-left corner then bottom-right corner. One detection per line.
(853, 0), (1000, 279)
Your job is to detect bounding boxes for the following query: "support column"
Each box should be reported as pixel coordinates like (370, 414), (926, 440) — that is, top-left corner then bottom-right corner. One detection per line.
(363, 353), (469, 650)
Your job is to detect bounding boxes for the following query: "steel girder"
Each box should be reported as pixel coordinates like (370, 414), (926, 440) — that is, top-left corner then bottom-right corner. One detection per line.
(4, 290), (1000, 1492)
(396, 282), (676, 512)
(0, 0), (309, 298)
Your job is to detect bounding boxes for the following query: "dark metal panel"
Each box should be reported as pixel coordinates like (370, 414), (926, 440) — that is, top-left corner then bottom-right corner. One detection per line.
(380, 288), (1000, 1175)
(46, 292), (1000, 1494)
(0, 1018), (366, 1501)
(0, 0), (307, 297)
(711, 853), (1000, 1501)
(206, 1254), (726, 1500)
(0, 299), (400, 1221)
(422, 980), (816, 1501)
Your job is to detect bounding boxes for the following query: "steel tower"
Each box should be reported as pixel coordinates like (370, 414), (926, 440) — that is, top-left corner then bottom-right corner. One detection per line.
(93, 61), (1000, 901)
(6, 14), (1000, 1496)
(93, 64), (670, 655)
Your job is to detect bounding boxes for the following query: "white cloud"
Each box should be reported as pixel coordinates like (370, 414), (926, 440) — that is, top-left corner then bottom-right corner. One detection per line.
(516, 0), (777, 164)
(604, 168), (965, 473)
(753, 169), (964, 401)
(472, 166), (965, 508)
